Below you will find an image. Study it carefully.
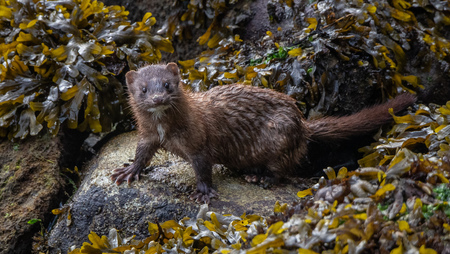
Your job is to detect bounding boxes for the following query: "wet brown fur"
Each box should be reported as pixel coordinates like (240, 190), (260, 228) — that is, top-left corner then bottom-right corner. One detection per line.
(112, 63), (416, 203)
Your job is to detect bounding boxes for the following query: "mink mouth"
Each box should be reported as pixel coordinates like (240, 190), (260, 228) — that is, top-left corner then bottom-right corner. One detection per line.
(147, 105), (171, 113)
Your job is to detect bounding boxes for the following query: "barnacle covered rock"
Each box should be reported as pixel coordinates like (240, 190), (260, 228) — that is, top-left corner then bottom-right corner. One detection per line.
(0, 0), (173, 140)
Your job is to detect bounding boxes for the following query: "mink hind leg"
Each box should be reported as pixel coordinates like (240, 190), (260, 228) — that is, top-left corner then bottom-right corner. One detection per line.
(189, 155), (217, 204)
(264, 154), (301, 186)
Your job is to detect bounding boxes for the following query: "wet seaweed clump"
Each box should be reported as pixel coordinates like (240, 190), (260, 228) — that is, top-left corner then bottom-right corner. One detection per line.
(69, 101), (450, 253)
(179, 0), (449, 117)
(0, 0), (173, 140)
(158, 0), (238, 47)
(358, 101), (450, 179)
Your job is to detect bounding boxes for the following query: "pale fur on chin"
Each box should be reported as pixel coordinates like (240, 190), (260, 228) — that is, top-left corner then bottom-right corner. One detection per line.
(148, 105), (171, 120)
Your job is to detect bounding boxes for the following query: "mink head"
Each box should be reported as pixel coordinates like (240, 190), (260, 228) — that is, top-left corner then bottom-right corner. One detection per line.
(125, 63), (181, 113)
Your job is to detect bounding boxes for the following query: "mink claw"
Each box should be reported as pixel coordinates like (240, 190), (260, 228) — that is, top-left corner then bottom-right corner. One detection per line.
(189, 191), (205, 203)
(111, 165), (141, 186)
(190, 189), (218, 204)
(113, 177), (120, 185)
(112, 173), (126, 185)
(244, 174), (259, 183)
(126, 173), (139, 185)
(208, 189), (218, 198)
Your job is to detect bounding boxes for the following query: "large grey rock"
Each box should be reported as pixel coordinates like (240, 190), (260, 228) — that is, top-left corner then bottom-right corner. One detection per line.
(48, 131), (305, 252)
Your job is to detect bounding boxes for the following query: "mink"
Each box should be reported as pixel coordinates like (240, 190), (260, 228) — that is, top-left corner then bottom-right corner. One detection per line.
(111, 62), (416, 203)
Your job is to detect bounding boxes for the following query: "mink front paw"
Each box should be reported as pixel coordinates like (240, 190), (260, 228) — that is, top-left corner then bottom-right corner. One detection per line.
(111, 165), (142, 185)
(190, 187), (218, 204)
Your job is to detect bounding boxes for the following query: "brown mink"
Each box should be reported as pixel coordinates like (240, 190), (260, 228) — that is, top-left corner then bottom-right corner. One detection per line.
(111, 62), (416, 203)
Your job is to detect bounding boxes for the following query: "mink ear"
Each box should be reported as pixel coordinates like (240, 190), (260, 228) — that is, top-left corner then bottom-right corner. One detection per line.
(166, 62), (179, 76)
(125, 70), (137, 92)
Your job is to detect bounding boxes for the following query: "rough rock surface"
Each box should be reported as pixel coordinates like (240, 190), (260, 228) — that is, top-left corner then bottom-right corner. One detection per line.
(0, 135), (65, 254)
(48, 131), (309, 252)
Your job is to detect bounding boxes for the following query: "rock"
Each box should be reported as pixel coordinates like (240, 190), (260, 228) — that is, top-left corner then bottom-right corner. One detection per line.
(0, 135), (65, 254)
(48, 131), (305, 252)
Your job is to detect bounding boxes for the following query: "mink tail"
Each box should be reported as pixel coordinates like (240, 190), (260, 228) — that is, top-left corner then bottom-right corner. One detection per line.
(306, 93), (417, 143)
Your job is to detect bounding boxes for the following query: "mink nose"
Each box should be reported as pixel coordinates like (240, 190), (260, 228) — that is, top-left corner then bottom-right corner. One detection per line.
(152, 95), (165, 104)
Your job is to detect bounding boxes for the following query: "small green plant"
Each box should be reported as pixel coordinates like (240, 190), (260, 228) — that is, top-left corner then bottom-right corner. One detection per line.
(434, 184), (450, 201)
(265, 46), (295, 63)
(422, 203), (450, 219)
(377, 203), (389, 211)
(27, 218), (46, 237)
(27, 218), (42, 225)
(249, 58), (263, 66)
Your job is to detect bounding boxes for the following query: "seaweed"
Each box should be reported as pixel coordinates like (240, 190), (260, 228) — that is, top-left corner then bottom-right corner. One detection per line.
(178, 0), (449, 117)
(0, 0), (173, 140)
(69, 156), (450, 253)
(55, 1), (450, 252)
(67, 100), (450, 253)
(358, 101), (450, 173)
(158, 0), (238, 46)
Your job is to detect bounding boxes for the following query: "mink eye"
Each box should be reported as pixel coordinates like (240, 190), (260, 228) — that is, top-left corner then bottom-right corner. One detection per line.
(164, 82), (170, 89)
(142, 87), (147, 93)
